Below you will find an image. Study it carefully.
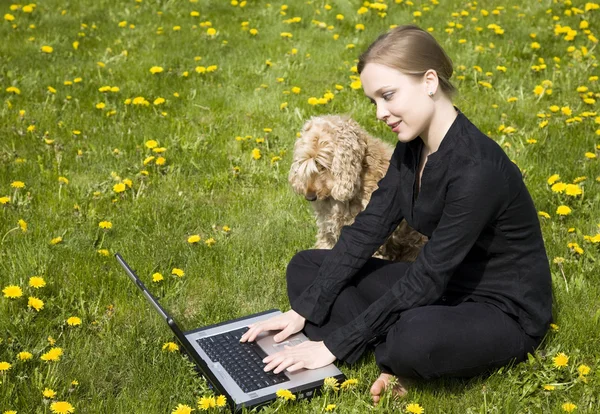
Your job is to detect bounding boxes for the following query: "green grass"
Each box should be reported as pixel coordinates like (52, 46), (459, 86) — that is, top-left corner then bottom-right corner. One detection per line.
(1, 0), (599, 412)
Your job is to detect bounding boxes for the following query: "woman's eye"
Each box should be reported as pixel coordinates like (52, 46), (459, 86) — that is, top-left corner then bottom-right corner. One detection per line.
(383, 92), (394, 101)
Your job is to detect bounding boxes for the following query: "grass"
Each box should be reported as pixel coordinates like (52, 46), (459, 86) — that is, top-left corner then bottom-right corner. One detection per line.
(1, 0), (599, 412)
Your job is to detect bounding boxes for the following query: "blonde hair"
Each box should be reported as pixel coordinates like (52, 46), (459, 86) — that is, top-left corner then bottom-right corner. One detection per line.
(357, 25), (456, 99)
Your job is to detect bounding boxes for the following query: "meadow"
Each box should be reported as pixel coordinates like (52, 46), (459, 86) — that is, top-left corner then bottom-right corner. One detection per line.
(1, 0), (599, 412)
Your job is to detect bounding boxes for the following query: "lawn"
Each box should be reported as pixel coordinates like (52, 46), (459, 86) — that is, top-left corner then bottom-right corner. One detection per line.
(1, 0), (599, 413)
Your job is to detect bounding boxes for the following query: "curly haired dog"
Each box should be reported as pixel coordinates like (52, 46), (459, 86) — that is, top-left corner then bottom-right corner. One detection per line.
(289, 114), (428, 262)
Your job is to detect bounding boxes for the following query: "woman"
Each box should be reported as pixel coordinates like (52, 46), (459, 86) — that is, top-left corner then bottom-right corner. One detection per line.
(240, 24), (553, 404)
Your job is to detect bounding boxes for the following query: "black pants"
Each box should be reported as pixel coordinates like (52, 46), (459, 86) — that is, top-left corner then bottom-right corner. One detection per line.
(286, 249), (542, 380)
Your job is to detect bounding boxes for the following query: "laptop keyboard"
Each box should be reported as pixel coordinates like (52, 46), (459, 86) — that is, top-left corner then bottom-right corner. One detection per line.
(196, 327), (290, 393)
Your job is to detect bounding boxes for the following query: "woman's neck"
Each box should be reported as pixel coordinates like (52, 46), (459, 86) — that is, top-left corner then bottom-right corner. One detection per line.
(420, 101), (458, 156)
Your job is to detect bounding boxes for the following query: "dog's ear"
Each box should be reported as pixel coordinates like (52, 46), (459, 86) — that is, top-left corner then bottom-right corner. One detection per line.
(330, 118), (367, 201)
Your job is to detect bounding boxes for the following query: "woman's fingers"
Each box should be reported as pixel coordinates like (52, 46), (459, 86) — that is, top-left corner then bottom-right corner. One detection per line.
(240, 318), (284, 342)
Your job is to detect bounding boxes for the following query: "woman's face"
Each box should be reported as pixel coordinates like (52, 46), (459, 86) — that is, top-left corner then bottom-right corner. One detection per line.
(360, 62), (435, 143)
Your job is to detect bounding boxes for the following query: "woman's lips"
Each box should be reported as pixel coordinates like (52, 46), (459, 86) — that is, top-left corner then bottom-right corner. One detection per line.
(390, 120), (402, 132)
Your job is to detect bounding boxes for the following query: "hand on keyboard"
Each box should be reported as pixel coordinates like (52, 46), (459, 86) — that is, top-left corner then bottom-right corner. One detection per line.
(239, 310), (305, 343)
(262, 340), (336, 374)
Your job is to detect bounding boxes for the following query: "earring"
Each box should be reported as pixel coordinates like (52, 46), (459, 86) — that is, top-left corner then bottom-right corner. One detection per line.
(428, 91), (434, 97)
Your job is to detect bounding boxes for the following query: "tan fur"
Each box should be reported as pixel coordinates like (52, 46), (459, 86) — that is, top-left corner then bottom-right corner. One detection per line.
(289, 114), (428, 262)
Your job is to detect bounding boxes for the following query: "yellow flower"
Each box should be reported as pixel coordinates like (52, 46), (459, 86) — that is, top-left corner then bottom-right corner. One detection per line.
(350, 80), (362, 89)
(50, 401), (75, 414)
(216, 395), (227, 407)
(252, 148), (261, 160)
(29, 276), (46, 288)
(562, 402), (577, 412)
(153, 97), (165, 105)
(113, 183), (126, 193)
(50, 236), (63, 245)
(172, 268), (185, 277)
(172, 404), (194, 414)
(276, 389), (296, 401)
(28, 296), (44, 311)
(3, 285), (23, 298)
(152, 272), (164, 283)
(5, 86), (20, 94)
(43, 388), (57, 398)
(58, 176), (69, 185)
(4, 13), (15, 21)
(553, 352), (569, 368)
(41, 45), (54, 53)
(67, 316), (82, 326)
(97, 249), (110, 256)
(551, 182), (567, 193)
(325, 404), (336, 411)
(340, 378), (358, 389)
(577, 364), (591, 376)
(207, 28), (217, 36)
(150, 66), (164, 74)
(155, 157), (166, 165)
(556, 205), (571, 216)
(585, 152), (597, 159)
(99, 221), (112, 229)
(162, 342), (180, 352)
(565, 184), (582, 196)
(188, 234), (201, 244)
(406, 403), (425, 414)
(143, 156), (155, 165)
(11, 181), (25, 188)
(198, 396), (216, 410)
(0, 361), (12, 372)
(291, 86), (301, 94)
(538, 211), (550, 219)
(17, 351), (33, 361)
(547, 174), (560, 185)
(543, 384), (555, 390)
(0, 196), (10, 204)
(323, 377), (339, 391)
(205, 237), (216, 247)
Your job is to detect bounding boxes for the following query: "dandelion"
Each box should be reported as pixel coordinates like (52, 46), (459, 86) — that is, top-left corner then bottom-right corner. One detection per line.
(215, 395), (226, 407)
(154, 97), (165, 105)
(585, 152), (597, 159)
(551, 182), (567, 193)
(4, 13), (15, 21)
(562, 402), (577, 412)
(67, 317), (82, 326)
(577, 364), (591, 376)
(3, 285), (23, 298)
(28, 296), (44, 311)
(538, 211), (550, 219)
(350, 80), (361, 89)
(556, 205), (571, 216)
(276, 389), (296, 401)
(113, 183), (126, 193)
(155, 157), (166, 165)
(43, 388), (57, 398)
(99, 221), (112, 229)
(152, 272), (164, 282)
(58, 176), (69, 185)
(0, 361), (12, 372)
(11, 181), (25, 189)
(198, 396), (216, 410)
(162, 342), (180, 352)
(41, 45), (54, 53)
(17, 351), (33, 361)
(553, 352), (569, 368)
(406, 403), (425, 414)
(172, 268), (184, 277)
(205, 237), (216, 247)
(565, 184), (582, 196)
(50, 401), (75, 414)
(323, 376), (339, 391)
(5, 86), (20, 94)
(172, 404), (194, 414)
(29, 276), (46, 288)
(340, 378), (358, 389)
(97, 249), (110, 256)
(252, 148), (261, 160)
(0, 196), (10, 204)
(188, 235), (201, 244)
(150, 66), (164, 74)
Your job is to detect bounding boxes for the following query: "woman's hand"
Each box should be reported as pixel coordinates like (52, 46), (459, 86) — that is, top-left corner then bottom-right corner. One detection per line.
(239, 310), (306, 343)
(263, 340), (336, 374)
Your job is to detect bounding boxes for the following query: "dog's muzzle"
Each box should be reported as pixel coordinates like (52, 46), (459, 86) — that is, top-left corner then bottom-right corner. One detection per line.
(305, 192), (317, 201)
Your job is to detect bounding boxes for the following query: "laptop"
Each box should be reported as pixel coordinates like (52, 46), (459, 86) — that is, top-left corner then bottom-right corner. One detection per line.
(115, 253), (346, 413)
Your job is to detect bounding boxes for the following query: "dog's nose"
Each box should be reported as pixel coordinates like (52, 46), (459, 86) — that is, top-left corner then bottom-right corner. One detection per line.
(305, 192), (317, 202)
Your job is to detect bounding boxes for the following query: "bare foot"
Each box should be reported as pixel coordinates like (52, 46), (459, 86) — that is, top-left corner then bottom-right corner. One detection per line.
(370, 373), (408, 405)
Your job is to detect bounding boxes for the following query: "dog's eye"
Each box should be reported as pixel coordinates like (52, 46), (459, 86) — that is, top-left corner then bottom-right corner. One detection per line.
(316, 163), (325, 172)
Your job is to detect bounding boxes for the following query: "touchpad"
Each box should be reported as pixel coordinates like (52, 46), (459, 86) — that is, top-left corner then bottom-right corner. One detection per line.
(272, 338), (303, 350)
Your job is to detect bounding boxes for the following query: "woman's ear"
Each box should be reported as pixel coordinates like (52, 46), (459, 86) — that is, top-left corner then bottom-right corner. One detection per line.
(424, 69), (439, 96)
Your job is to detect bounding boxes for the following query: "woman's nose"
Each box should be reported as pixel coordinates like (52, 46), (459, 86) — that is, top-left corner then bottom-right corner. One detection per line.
(376, 104), (390, 122)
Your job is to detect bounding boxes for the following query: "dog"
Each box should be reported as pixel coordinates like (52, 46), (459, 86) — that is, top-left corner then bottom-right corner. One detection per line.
(288, 114), (428, 262)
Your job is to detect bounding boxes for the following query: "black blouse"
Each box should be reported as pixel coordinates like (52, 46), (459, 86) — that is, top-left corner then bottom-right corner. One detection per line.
(291, 109), (553, 364)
